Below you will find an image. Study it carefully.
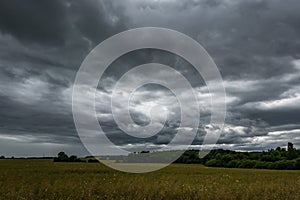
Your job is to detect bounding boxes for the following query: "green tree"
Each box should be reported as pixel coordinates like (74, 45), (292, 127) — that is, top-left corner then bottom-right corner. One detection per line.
(294, 158), (300, 169)
(68, 155), (77, 162)
(205, 159), (223, 167)
(57, 152), (69, 162)
(287, 142), (298, 160)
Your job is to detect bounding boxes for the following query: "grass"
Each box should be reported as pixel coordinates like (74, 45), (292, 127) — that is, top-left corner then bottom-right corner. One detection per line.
(0, 159), (300, 199)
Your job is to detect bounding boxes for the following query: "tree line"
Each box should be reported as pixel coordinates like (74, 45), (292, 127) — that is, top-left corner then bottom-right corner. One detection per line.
(9, 142), (299, 170)
(53, 152), (99, 163)
(200, 142), (300, 170)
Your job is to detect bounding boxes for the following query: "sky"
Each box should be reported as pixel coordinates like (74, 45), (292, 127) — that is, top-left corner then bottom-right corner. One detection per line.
(0, 0), (300, 157)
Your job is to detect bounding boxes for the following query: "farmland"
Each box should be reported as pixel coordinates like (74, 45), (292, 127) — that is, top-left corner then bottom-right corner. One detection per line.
(0, 159), (300, 199)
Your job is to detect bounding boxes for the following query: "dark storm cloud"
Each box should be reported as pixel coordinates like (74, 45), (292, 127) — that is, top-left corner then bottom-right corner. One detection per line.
(70, 0), (128, 45)
(0, 0), (300, 156)
(0, 0), (68, 45)
(0, 0), (130, 156)
(0, 0), (127, 46)
(123, 0), (300, 77)
(117, 0), (300, 138)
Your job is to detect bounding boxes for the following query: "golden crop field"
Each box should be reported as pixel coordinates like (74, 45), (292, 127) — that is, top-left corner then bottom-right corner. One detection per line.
(1, 159), (300, 200)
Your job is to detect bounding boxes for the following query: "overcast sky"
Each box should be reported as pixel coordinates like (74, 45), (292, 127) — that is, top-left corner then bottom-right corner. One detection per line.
(0, 0), (300, 157)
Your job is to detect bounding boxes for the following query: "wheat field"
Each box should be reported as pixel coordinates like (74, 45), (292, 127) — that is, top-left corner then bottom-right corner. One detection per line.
(0, 159), (300, 199)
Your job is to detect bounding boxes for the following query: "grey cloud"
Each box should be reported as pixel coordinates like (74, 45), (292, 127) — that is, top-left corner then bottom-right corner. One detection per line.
(0, 0), (127, 46)
(1, 0), (300, 156)
(0, 0), (68, 45)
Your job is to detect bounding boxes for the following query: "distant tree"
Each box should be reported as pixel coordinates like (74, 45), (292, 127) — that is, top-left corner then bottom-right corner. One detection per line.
(287, 142), (298, 160)
(68, 155), (78, 162)
(54, 152), (69, 162)
(273, 160), (289, 170)
(295, 158), (300, 169)
(260, 155), (275, 162)
(238, 160), (256, 168)
(254, 161), (269, 169)
(53, 152), (86, 162)
(221, 154), (234, 163)
(58, 152), (68, 161)
(227, 160), (239, 168)
(202, 143), (300, 170)
(205, 159), (223, 167)
(174, 150), (201, 164)
(276, 146), (286, 152)
(88, 159), (100, 163)
(288, 142), (294, 151)
(0, 156), (5, 159)
(276, 147), (281, 151)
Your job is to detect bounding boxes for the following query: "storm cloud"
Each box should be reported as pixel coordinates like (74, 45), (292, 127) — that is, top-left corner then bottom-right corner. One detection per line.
(0, 0), (300, 156)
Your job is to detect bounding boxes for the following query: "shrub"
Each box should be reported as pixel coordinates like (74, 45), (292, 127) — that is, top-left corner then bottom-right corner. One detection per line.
(53, 152), (85, 162)
(294, 158), (300, 169)
(227, 160), (239, 168)
(88, 159), (100, 163)
(205, 159), (223, 167)
(254, 161), (269, 169)
(238, 160), (256, 168)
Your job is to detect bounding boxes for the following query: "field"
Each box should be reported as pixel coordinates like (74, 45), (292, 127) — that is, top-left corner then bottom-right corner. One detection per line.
(1, 159), (300, 199)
